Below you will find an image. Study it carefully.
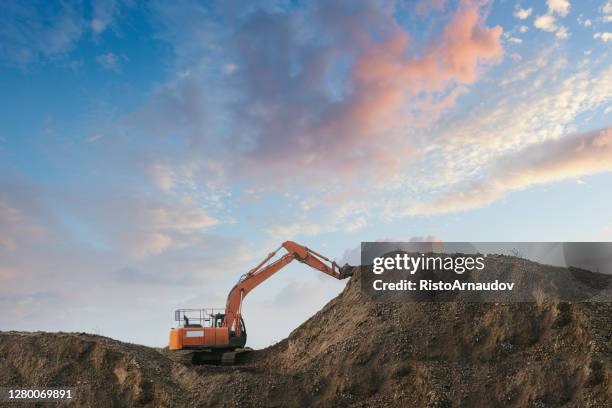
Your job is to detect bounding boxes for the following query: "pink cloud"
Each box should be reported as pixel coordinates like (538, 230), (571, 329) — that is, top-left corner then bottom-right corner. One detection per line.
(347, 0), (502, 125)
(408, 126), (612, 215)
(434, 1), (503, 83)
(231, 0), (503, 185)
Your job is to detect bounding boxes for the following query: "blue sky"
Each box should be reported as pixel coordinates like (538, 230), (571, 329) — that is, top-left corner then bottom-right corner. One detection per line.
(0, 0), (611, 347)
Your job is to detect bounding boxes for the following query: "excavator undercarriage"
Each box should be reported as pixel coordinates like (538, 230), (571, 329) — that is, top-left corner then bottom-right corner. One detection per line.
(169, 347), (252, 366)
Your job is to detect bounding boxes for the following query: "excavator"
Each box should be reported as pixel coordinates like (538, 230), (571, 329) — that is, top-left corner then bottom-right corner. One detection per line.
(168, 241), (352, 365)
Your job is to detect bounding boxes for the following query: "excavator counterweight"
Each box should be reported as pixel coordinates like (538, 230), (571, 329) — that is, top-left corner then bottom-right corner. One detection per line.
(168, 241), (351, 365)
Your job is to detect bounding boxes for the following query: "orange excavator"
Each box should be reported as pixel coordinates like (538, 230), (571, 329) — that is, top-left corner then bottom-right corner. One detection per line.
(168, 241), (352, 364)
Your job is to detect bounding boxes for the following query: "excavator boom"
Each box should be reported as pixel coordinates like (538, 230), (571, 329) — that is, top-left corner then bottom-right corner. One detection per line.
(224, 241), (350, 333)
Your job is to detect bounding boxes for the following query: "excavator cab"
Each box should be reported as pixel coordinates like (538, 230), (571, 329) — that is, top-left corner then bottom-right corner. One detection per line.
(214, 313), (224, 327)
(169, 308), (247, 351)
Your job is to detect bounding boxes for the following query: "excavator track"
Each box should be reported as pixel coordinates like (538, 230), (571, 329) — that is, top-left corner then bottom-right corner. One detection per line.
(168, 348), (252, 366)
(220, 348), (252, 365)
(221, 351), (238, 366)
(167, 349), (197, 365)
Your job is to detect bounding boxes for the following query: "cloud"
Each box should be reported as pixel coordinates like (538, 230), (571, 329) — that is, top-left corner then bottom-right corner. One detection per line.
(236, 0), (502, 181)
(113, 2), (498, 241)
(149, 160), (226, 195)
(108, 198), (219, 258)
(127, 232), (173, 258)
(95, 52), (120, 71)
(408, 127), (612, 215)
(146, 201), (218, 231)
(513, 7), (532, 20)
(264, 200), (370, 242)
(113, 233), (253, 285)
(87, 133), (104, 143)
(139, 0), (503, 188)
(0, 1), (86, 66)
(603, 1), (612, 22)
(91, 0), (128, 34)
(420, 49), (610, 181)
(555, 26), (570, 39)
(131, 15), (607, 237)
(150, 163), (176, 192)
(534, 0), (571, 37)
(0, 0), (133, 67)
(135, 19), (610, 237)
(223, 63), (237, 74)
(547, 0), (570, 17)
(534, 14), (558, 32)
(594, 32), (612, 42)
(129, 73), (210, 141)
(360, 45), (612, 222)
(43, 173), (224, 259)
(577, 16), (592, 27)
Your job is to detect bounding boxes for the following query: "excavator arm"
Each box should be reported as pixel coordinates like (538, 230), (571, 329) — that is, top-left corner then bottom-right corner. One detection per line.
(223, 241), (351, 334)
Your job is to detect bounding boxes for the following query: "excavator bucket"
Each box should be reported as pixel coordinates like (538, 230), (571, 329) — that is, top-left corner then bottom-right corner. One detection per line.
(339, 263), (353, 279)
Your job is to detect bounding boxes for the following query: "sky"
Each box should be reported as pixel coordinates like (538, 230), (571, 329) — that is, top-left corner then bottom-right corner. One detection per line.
(0, 0), (611, 348)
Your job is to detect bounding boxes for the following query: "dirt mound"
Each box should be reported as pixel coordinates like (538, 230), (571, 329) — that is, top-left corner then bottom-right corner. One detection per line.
(1, 257), (611, 407)
(0, 332), (191, 406)
(256, 266), (611, 406)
